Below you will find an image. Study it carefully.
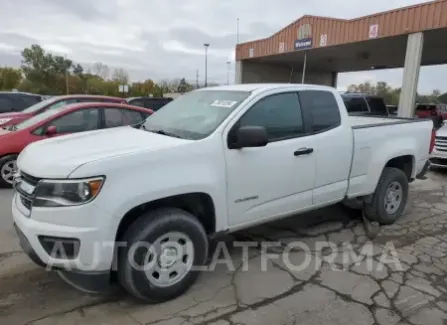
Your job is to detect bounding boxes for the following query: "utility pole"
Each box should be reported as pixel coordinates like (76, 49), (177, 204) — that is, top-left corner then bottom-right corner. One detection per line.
(196, 69), (199, 89)
(65, 68), (69, 94)
(204, 43), (210, 87)
(226, 61), (231, 85)
(237, 18), (240, 44)
(64, 54), (69, 94)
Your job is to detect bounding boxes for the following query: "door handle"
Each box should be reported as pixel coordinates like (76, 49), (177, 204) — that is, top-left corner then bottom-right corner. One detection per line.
(294, 148), (313, 156)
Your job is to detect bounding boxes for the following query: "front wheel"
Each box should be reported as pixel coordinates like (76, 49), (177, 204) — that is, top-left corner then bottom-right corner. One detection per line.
(118, 208), (208, 303)
(363, 167), (409, 225)
(0, 154), (18, 188)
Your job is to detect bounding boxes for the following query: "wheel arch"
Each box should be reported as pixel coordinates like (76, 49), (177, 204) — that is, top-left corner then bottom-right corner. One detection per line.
(115, 192), (217, 245)
(384, 155), (415, 181)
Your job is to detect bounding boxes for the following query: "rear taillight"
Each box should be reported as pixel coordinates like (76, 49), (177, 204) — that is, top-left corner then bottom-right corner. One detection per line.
(429, 128), (436, 154)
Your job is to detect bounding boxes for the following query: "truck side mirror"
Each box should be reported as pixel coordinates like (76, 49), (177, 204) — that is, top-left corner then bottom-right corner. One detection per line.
(231, 126), (268, 149)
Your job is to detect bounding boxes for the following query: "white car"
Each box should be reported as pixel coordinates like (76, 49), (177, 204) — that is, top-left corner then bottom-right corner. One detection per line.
(430, 121), (447, 168)
(12, 84), (434, 302)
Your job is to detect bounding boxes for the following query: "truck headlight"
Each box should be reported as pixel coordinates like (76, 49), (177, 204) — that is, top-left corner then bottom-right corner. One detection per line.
(33, 177), (105, 207)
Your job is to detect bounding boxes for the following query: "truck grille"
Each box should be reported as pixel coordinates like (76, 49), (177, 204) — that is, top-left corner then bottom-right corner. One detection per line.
(15, 171), (42, 212)
(20, 196), (32, 210)
(20, 171), (42, 186)
(435, 136), (447, 152)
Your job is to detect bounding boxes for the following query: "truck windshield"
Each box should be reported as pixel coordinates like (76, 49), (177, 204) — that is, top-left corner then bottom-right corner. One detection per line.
(142, 90), (251, 139)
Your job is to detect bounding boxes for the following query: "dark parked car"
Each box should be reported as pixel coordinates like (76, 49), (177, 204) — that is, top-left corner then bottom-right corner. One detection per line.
(341, 93), (389, 116)
(126, 96), (173, 112)
(0, 91), (43, 114)
(0, 94), (124, 128)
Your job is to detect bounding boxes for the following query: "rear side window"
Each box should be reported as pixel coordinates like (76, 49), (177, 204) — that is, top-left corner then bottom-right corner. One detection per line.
(128, 99), (145, 107)
(299, 90), (341, 132)
(103, 108), (143, 127)
(343, 97), (368, 113)
(366, 97), (388, 115)
(121, 109), (144, 124)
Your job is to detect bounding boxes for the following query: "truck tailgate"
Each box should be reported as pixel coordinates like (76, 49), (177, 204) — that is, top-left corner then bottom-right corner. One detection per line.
(347, 116), (433, 198)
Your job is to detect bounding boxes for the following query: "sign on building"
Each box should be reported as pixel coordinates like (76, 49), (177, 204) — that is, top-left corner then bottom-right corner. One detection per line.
(369, 24), (379, 38)
(249, 48), (254, 57)
(279, 42), (285, 53)
(320, 34), (328, 47)
(294, 23), (312, 50)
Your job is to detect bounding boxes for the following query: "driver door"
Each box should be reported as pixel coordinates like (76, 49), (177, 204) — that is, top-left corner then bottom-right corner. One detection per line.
(45, 109), (100, 137)
(224, 92), (316, 227)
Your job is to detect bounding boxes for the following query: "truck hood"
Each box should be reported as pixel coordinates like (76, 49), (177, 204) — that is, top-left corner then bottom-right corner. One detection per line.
(0, 112), (32, 126)
(18, 126), (190, 178)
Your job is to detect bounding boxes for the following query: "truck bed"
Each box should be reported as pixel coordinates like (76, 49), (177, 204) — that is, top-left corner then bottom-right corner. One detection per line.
(348, 115), (423, 128)
(347, 115), (433, 199)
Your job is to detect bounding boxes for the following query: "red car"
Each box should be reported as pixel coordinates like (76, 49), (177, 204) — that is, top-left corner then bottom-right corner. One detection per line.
(415, 103), (447, 128)
(0, 102), (152, 187)
(0, 95), (124, 128)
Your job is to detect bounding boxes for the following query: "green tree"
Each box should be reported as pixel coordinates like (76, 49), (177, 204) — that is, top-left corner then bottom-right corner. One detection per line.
(20, 44), (73, 94)
(72, 64), (84, 76)
(176, 78), (194, 93)
(130, 79), (155, 96)
(0, 67), (22, 90)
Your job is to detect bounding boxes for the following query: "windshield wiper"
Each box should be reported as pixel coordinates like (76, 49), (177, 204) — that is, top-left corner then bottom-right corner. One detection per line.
(147, 129), (183, 139)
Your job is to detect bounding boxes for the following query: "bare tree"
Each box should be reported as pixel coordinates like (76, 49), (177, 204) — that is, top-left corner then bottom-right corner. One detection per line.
(112, 68), (129, 84)
(91, 62), (110, 80)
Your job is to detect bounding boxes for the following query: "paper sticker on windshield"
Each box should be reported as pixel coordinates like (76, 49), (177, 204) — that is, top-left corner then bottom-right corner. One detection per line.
(211, 100), (238, 108)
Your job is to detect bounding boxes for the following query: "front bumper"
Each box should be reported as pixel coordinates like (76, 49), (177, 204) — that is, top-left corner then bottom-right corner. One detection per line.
(14, 222), (112, 293)
(12, 192), (116, 272)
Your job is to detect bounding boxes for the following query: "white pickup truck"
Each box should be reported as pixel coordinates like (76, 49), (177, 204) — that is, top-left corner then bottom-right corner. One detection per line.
(12, 84), (434, 303)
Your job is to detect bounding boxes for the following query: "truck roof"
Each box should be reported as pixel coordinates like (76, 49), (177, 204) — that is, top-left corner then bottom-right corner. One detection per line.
(200, 83), (336, 94)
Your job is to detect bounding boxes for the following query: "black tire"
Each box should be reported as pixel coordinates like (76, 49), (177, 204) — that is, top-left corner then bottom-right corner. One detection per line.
(0, 154), (18, 188)
(363, 167), (408, 225)
(117, 208), (208, 303)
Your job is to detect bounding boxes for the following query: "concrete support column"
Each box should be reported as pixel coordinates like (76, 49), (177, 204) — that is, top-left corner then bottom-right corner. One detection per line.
(235, 61), (243, 84)
(331, 72), (338, 88)
(398, 32), (423, 118)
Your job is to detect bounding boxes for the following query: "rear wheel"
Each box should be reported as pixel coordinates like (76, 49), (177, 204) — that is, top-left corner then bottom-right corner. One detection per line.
(0, 155), (18, 188)
(117, 208), (208, 303)
(363, 167), (408, 225)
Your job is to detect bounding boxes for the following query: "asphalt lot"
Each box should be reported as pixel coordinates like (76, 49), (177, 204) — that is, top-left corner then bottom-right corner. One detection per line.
(1, 171), (447, 325)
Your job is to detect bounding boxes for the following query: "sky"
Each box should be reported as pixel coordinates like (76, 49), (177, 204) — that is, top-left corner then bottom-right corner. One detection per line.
(0, 0), (444, 94)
